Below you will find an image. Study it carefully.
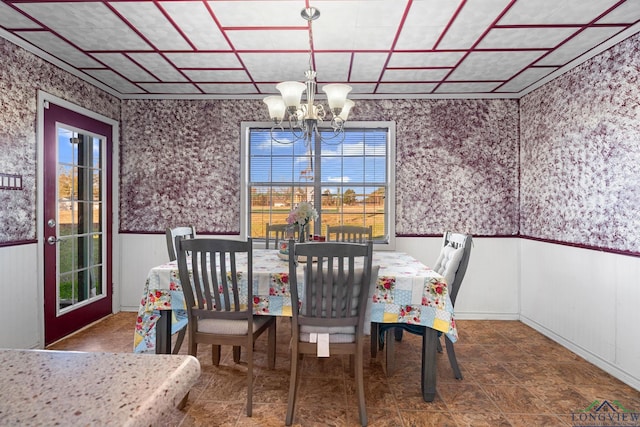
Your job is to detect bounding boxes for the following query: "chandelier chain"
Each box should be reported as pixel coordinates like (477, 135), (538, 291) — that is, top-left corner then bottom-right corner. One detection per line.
(263, 6), (353, 146)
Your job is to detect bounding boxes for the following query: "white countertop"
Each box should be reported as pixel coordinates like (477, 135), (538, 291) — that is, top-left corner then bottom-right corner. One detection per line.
(0, 349), (200, 426)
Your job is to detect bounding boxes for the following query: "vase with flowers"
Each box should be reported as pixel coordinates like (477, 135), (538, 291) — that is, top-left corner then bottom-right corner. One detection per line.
(286, 201), (318, 243)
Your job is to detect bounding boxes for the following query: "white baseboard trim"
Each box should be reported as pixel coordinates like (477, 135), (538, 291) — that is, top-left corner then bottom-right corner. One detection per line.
(454, 312), (520, 320)
(520, 315), (640, 392)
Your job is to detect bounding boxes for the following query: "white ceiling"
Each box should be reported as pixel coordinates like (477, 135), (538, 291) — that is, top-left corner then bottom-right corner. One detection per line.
(1, 0), (638, 99)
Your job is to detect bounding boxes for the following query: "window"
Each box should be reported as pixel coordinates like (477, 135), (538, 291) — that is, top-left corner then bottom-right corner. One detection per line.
(241, 121), (395, 249)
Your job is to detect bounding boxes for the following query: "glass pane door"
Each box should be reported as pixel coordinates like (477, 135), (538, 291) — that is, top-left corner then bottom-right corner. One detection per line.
(56, 127), (104, 313)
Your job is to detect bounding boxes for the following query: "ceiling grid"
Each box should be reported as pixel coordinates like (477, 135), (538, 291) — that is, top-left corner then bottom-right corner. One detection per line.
(0, 0), (637, 99)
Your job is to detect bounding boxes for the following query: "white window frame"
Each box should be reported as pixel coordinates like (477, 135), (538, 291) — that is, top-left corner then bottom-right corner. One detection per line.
(240, 121), (396, 250)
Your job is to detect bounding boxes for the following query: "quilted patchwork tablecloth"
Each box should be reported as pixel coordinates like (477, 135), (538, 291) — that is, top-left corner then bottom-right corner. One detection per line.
(134, 249), (458, 353)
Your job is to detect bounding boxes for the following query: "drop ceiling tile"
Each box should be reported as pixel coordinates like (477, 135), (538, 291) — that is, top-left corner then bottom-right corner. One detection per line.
(240, 52), (309, 83)
(182, 69), (250, 82)
(394, 26), (448, 50)
(311, 0), (404, 50)
(128, 53), (187, 82)
(84, 69), (146, 93)
(161, 2), (230, 50)
(350, 53), (388, 82)
(495, 67), (558, 92)
(435, 82), (502, 93)
(478, 27), (578, 49)
(0, 2), (41, 28)
(15, 31), (102, 68)
(353, 0), (408, 26)
(226, 29), (308, 51)
(437, 0), (512, 49)
(394, 0), (461, 50)
(315, 52), (352, 82)
(112, 2), (191, 50)
(15, 2), (151, 50)
(598, 1), (640, 23)
(164, 52), (241, 69)
(198, 83), (259, 94)
(208, 0), (303, 26)
(536, 26), (624, 65)
(346, 83), (378, 94)
(382, 68), (450, 82)
(376, 83), (437, 93)
(138, 83), (201, 94)
(92, 53), (158, 82)
(388, 52), (465, 68)
(499, 0), (621, 25)
(449, 50), (545, 80)
(314, 24), (396, 50)
(256, 83), (280, 94)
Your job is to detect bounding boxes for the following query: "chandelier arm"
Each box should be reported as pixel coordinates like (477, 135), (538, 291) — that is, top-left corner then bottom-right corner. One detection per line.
(316, 124), (347, 145)
(269, 122), (308, 145)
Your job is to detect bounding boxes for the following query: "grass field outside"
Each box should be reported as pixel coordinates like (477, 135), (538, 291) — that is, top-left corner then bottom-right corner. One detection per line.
(250, 204), (386, 240)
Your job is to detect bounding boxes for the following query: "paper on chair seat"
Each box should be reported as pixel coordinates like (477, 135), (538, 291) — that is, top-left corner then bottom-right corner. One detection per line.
(309, 333), (317, 343)
(317, 333), (330, 357)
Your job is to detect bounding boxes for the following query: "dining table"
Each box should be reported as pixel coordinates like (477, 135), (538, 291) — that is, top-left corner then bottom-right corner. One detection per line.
(133, 248), (458, 401)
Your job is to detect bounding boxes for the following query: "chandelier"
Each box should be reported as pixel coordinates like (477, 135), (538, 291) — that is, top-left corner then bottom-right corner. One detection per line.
(263, 7), (354, 145)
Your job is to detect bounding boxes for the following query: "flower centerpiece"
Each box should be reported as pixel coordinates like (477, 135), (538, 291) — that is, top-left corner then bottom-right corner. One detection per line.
(286, 201), (318, 243)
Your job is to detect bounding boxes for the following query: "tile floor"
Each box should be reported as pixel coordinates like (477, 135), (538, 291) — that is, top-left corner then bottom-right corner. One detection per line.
(47, 312), (640, 426)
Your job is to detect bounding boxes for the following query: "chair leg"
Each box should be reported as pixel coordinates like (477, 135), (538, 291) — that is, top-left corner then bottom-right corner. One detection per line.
(436, 337), (443, 353)
(233, 346), (241, 363)
(177, 391), (189, 410)
(246, 342), (253, 417)
(267, 320), (276, 369)
(445, 336), (463, 379)
(382, 329), (396, 376)
(394, 327), (404, 341)
(370, 322), (379, 358)
(355, 341), (368, 427)
(212, 345), (221, 365)
(188, 334), (197, 357)
(285, 342), (301, 426)
(172, 327), (186, 355)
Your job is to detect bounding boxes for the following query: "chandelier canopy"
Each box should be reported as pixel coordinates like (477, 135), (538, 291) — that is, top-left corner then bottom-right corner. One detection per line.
(263, 7), (354, 145)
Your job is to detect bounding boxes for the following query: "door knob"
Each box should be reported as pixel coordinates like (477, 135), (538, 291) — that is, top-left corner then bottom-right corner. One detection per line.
(47, 236), (60, 245)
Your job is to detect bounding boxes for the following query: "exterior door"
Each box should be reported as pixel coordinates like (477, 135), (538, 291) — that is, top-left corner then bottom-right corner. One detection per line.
(43, 102), (113, 345)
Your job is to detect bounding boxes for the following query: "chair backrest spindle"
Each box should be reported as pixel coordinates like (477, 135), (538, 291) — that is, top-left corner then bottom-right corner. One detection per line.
(326, 225), (373, 243)
(166, 225), (196, 261)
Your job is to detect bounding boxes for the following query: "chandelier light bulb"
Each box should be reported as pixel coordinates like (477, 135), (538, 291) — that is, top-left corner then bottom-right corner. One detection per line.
(276, 81), (306, 111)
(263, 7), (354, 145)
(263, 96), (286, 121)
(322, 83), (353, 115)
(339, 99), (355, 121)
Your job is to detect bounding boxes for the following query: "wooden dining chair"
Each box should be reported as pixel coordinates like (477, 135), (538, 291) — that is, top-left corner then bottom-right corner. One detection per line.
(165, 225), (196, 261)
(372, 231), (472, 380)
(286, 240), (378, 427)
(164, 225), (196, 354)
(326, 225), (373, 243)
(176, 237), (276, 417)
(265, 223), (296, 249)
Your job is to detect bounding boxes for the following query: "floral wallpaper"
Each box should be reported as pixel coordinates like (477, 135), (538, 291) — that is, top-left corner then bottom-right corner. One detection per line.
(2, 28), (638, 254)
(520, 32), (640, 254)
(119, 99), (262, 233)
(0, 38), (119, 244)
(119, 98), (519, 236)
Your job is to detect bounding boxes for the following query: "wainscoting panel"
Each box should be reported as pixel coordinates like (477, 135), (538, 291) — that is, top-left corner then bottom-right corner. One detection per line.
(0, 244), (40, 348)
(520, 239), (640, 390)
(118, 233), (172, 312)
